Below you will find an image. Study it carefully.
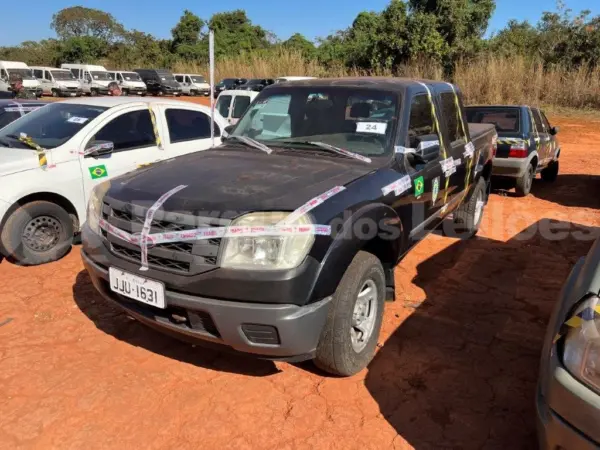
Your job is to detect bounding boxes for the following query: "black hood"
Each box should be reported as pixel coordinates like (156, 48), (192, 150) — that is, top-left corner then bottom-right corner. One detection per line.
(107, 147), (375, 216)
(162, 80), (180, 88)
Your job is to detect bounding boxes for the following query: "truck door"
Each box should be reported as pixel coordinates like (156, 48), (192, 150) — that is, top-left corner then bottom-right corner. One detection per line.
(531, 108), (551, 168)
(79, 106), (163, 204)
(400, 92), (449, 237)
(161, 106), (222, 157)
(437, 89), (470, 213)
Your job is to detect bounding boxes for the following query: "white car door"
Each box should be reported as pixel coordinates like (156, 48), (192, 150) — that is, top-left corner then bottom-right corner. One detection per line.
(159, 106), (223, 157)
(79, 105), (163, 204)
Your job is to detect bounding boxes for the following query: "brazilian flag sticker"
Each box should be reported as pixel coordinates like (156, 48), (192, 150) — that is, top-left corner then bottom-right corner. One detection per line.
(414, 176), (425, 197)
(89, 164), (108, 180)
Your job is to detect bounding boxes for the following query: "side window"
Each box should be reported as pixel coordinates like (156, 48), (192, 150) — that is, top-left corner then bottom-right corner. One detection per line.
(44, 71), (52, 80)
(440, 92), (466, 145)
(165, 109), (220, 143)
(232, 96), (251, 119)
(175, 75), (183, 83)
(70, 68), (80, 78)
(33, 69), (43, 79)
(216, 95), (232, 118)
(532, 109), (546, 133)
(117, 73), (124, 82)
(84, 72), (92, 83)
(93, 110), (156, 152)
(107, 73), (115, 80)
(1, 69), (8, 80)
(185, 76), (192, 83)
(407, 94), (437, 148)
(541, 111), (552, 131)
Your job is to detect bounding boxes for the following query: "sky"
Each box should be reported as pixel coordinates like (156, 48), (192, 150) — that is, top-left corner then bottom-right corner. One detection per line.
(0, 0), (598, 47)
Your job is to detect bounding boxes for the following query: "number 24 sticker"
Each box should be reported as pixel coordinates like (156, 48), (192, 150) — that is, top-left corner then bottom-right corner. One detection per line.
(357, 122), (387, 135)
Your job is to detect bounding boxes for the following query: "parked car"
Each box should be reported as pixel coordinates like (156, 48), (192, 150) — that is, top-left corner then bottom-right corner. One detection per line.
(81, 77), (496, 376)
(466, 105), (560, 196)
(61, 64), (112, 97)
(214, 78), (247, 98)
(106, 71), (147, 96)
(0, 99), (47, 129)
(0, 61), (43, 98)
(134, 69), (182, 97)
(0, 97), (227, 266)
(30, 66), (82, 97)
(215, 89), (258, 125)
(173, 74), (211, 96)
(236, 78), (274, 92)
(274, 76), (317, 83)
(537, 237), (600, 449)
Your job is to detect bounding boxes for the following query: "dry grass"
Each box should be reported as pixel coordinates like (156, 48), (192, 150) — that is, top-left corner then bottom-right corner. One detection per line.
(172, 50), (600, 110)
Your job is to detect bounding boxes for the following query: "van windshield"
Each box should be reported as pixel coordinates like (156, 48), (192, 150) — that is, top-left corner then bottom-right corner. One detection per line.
(0, 103), (107, 149)
(51, 70), (76, 80)
(231, 87), (399, 157)
(91, 71), (111, 80)
(122, 72), (142, 81)
(8, 69), (35, 80)
(190, 76), (205, 83)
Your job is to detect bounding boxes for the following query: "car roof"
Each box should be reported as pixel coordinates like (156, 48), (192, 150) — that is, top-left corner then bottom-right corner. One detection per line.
(0, 99), (49, 107)
(57, 97), (208, 108)
(219, 90), (258, 96)
(268, 76), (455, 93)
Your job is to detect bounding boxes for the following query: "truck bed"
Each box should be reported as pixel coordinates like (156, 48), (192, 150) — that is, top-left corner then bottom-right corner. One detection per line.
(468, 123), (496, 143)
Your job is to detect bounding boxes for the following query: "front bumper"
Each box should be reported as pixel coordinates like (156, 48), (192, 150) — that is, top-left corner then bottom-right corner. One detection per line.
(58, 88), (82, 96)
(491, 157), (529, 177)
(80, 225), (331, 360)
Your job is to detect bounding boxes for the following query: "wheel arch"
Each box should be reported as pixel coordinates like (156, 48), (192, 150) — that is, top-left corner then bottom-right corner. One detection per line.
(2, 192), (80, 233)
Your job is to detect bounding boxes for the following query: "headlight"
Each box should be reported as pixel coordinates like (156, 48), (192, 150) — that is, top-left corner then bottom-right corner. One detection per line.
(86, 181), (111, 234)
(221, 212), (315, 270)
(563, 296), (600, 393)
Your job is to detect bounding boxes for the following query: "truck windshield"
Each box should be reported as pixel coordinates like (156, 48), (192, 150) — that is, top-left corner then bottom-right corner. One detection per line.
(91, 71), (111, 80)
(51, 70), (76, 80)
(466, 107), (521, 133)
(190, 76), (205, 83)
(231, 87), (399, 157)
(8, 69), (35, 80)
(122, 72), (142, 81)
(0, 103), (107, 149)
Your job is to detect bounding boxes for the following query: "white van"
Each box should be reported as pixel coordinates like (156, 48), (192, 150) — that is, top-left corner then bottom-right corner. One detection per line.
(30, 66), (83, 97)
(173, 74), (211, 96)
(61, 64), (112, 96)
(106, 70), (147, 96)
(0, 61), (42, 97)
(215, 90), (258, 125)
(0, 97), (228, 265)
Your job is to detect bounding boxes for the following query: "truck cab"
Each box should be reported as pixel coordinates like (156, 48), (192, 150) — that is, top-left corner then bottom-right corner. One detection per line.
(61, 64), (112, 96)
(174, 74), (211, 97)
(30, 66), (82, 97)
(106, 71), (147, 96)
(81, 77), (496, 377)
(0, 61), (42, 98)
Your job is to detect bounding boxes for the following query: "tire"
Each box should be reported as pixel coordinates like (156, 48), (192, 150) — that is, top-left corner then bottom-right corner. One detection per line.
(453, 178), (487, 239)
(122, 89), (129, 96)
(541, 160), (559, 182)
(52, 89), (59, 98)
(314, 251), (385, 377)
(90, 89), (98, 97)
(0, 201), (74, 266)
(515, 163), (534, 197)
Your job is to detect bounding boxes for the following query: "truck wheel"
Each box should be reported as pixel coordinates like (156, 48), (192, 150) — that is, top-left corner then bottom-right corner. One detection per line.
(90, 89), (98, 97)
(314, 251), (385, 377)
(541, 160), (559, 182)
(515, 163), (534, 197)
(0, 201), (73, 266)
(453, 178), (486, 239)
(122, 89), (129, 96)
(51, 89), (59, 98)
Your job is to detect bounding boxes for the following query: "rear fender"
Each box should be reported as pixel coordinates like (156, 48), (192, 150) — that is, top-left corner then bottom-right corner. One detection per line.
(310, 203), (404, 302)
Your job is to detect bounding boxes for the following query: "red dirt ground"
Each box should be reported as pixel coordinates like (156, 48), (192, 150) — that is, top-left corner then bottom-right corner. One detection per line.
(1, 96), (599, 449)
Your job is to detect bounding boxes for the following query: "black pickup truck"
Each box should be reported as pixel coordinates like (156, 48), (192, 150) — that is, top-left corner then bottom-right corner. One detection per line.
(82, 78), (496, 376)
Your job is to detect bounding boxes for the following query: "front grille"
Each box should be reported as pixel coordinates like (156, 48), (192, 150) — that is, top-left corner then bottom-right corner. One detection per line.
(101, 198), (229, 274)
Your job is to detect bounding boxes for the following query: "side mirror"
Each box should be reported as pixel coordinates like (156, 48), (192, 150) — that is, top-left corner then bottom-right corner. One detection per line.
(550, 126), (559, 135)
(404, 136), (440, 166)
(84, 140), (114, 157)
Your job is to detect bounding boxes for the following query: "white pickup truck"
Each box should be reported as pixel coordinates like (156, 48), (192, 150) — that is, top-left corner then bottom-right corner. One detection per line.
(0, 97), (227, 265)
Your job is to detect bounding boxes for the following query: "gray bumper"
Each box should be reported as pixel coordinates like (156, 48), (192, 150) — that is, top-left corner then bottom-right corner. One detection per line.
(81, 249), (331, 361)
(491, 157), (530, 177)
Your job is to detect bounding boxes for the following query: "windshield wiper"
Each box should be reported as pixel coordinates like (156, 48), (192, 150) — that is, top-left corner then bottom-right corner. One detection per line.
(226, 135), (273, 154)
(8, 134), (44, 152)
(277, 140), (372, 164)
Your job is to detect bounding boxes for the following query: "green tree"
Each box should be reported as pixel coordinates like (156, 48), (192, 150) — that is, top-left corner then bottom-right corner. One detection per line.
(489, 20), (540, 56)
(282, 33), (317, 58)
(58, 36), (108, 63)
(51, 6), (125, 42)
(208, 10), (272, 57)
(171, 10), (204, 54)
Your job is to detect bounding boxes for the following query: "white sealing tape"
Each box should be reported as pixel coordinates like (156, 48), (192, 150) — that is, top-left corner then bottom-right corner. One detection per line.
(4, 106), (42, 113)
(382, 175), (411, 197)
(279, 186), (345, 225)
(464, 142), (475, 158)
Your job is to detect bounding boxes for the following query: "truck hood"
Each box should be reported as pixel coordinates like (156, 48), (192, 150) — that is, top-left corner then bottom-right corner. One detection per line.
(0, 147), (42, 177)
(193, 82), (210, 89)
(126, 81), (146, 88)
(108, 147), (374, 215)
(57, 80), (81, 89)
(23, 79), (41, 88)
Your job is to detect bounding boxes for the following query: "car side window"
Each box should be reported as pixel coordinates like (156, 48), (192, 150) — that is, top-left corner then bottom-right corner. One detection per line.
(93, 110), (156, 152)
(117, 73), (123, 82)
(69, 68), (79, 78)
(232, 96), (251, 119)
(532, 109), (546, 133)
(216, 95), (232, 118)
(185, 76), (192, 83)
(33, 69), (42, 79)
(85, 72), (92, 83)
(1, 69), (8, 80)
(44, 71), (51, 80)
(165, 108), (220, 144)
(175, 75), (183, 83)
(407, 94), (437, 150)
(440, 92), (466, 145)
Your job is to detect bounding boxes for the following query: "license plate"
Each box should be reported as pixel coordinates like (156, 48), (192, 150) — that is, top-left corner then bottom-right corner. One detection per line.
(109, 268), (165, 308)
(137, 92), (143, 95)
(70, 93), (76, 97)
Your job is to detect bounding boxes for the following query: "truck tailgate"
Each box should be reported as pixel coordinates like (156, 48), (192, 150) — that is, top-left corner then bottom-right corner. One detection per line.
(468, 123), (496, 156)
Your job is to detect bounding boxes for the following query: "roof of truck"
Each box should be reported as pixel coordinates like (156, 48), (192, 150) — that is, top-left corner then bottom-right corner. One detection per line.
(466, 105), (528, 109)
(270, 76), (457, 92)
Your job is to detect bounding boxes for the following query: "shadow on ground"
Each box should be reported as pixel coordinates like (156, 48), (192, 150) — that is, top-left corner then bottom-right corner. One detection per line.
(365, 220), (597, 449)
(72, 271), (281, 377)
(492, 174), (600, 210)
